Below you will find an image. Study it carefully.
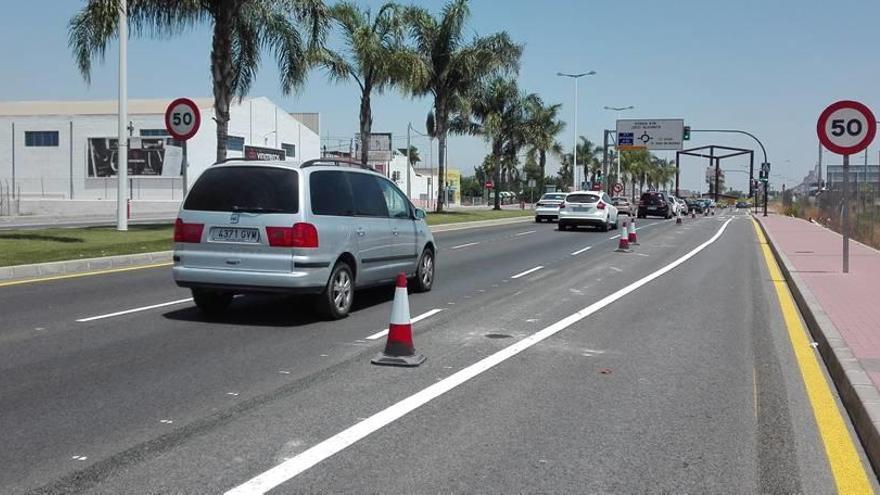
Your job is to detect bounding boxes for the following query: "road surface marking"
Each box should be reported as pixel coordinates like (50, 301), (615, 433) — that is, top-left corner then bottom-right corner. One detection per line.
(224, 218), (734, 495)
(365, 308), (444, 341)
(752, 219), (873, 494)
(609, 234), (620, 240)
(75, 298), (194, 322)
(514, 230), (536, 236)
(450, 242), (480, 250)
(0, 262), (172, 288)
(609, 266), (623, 273)
(571, 246), (593, 256)
(511, 266), (544, 279)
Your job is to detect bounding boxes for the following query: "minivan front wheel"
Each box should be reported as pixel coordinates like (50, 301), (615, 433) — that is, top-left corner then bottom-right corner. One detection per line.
(192, 289), (233, 316)
(317, 262), (354, 320)
(412, 248), (435, 293)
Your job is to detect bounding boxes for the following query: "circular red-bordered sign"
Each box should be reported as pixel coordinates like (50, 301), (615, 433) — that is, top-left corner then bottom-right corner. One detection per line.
(817, 100), (876, 155)
(164, 98), (202, 141)
(612, 182), (624, 194)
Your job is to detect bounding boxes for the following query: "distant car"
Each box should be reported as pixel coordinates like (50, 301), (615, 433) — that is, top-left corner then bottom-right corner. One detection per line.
(558, 191), (620, 231)
(686, 199), (704, 213)
(610, 196), (632, 215)
(637, 191), (673, 219)
(667, 195), (685, 217)
(736, 201), (750, 209)
(534, 192), (568, 222)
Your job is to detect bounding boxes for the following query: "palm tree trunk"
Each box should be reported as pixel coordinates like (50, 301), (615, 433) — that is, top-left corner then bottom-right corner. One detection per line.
(435, 106), (447, 213)
(538, 150), (546, 195)
(359, 86), (372, 166)
(211, 7), (235, 163)
(493, 139), (503, 210)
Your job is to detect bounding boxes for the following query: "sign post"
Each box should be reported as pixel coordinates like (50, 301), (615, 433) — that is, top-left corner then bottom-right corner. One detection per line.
(164, 98), (202, 195)
(817, 100), (877, 273)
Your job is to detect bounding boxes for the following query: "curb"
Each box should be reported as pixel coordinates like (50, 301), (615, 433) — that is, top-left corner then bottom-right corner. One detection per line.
(0, 215), (533, 284)
(0, 251), (173, 283)
(755, 215), (880, 476)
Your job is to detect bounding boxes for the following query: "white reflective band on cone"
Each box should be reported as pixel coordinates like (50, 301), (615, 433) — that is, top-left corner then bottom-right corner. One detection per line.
(390, 286), (411, 325)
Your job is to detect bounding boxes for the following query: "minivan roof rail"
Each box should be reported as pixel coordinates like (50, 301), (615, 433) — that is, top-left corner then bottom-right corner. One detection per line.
(300, 158), (375, 171)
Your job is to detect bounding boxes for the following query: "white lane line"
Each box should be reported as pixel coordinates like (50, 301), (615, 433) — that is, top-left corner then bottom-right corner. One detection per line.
(75, 298), (193, 322)
(510, 266), (544, 279)
(514, 230), (536, 236)
(571, 246), (593, 256)
(450, 242), (480, 250)
(225, 218), (735, 495)
(609, 234), (621, 240)
(365, 308), (444, 341)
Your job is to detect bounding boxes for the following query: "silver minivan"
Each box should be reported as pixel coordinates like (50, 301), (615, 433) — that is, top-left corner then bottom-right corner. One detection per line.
(172, 158), (436, 319)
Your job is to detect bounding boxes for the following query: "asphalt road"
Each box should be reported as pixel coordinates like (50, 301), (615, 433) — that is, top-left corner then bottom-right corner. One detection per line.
(0, 210), (875, 493)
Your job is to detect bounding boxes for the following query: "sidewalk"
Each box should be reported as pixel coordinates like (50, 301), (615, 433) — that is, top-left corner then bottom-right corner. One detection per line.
(758, 213), (880, 473)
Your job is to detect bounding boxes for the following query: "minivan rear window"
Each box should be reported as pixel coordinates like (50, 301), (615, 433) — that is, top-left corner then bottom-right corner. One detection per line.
(566, 193), (600, 203)
(184, 166), (298, 213)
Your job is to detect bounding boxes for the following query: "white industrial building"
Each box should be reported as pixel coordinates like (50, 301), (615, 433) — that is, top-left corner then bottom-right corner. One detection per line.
(0, 97), (320, 216)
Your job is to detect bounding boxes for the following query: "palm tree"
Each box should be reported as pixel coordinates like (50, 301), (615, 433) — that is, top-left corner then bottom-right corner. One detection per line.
(450, 77), (524, 210)
(69, 0), (328, 162)
(407, 0), (522, 211)
(397, 145), (421, 166)
(320, 2), (423, 165)
(523, 95), (565, 195)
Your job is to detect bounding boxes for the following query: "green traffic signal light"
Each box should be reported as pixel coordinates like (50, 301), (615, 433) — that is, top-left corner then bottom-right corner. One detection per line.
(683, 126), (691, 141)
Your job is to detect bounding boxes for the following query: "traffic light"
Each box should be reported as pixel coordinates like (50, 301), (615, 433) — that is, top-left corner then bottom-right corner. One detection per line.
(683, 126), (691, 141)
(596, 171), (603, 182)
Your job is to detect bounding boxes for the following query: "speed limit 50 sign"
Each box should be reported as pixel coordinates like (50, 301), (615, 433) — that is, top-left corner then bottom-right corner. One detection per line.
(164, 98), (202, 141)
(817, 100), (876, 155)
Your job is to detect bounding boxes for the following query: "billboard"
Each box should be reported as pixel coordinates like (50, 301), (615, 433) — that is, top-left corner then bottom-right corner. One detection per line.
(87, 137), (182, 177)
(244, 145), (286, 161)
(616, 119), (684, 151)
(354, 132), (392, 162)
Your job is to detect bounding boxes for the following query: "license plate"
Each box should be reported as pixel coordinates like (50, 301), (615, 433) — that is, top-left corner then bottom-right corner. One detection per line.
(573, 206), (589, 212)
(210, 227), (260, 243)
(647, 206), (657, 210)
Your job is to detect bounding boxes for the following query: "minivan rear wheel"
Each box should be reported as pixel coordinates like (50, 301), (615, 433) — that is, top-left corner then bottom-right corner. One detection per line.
(412, 248), (435, 293)
(192, 289), (233, 316)
(317, 262), (354, 320)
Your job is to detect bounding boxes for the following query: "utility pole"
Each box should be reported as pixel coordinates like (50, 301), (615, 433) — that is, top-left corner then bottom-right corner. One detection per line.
(116, 0), (128, 231)
(406, 123), (412, 199)
(558, 71), (596, 191)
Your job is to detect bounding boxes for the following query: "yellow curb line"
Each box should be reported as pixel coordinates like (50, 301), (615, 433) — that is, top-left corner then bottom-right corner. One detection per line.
(752, 217), (873, 494)
(0, 262), (172, 288)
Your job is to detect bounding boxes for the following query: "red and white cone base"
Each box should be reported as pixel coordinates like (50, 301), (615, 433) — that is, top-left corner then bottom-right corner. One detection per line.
(372, 273), (426, 367)
(616, 220), (631, 252)
(627, 217), (639, 245)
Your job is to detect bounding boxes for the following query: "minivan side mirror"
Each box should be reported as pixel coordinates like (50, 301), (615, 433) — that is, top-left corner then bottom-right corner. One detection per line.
(414, 208), (427, 220)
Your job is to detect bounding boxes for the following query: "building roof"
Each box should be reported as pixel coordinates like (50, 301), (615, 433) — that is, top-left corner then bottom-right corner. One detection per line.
(0, 98), (215, 117)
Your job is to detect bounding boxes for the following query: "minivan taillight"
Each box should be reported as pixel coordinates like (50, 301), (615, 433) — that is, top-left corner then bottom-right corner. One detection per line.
(174, 218), (204, 243)
(267, 222), (319, 248)
(597, 201), (606, 210)
(559, 202), (566, 209)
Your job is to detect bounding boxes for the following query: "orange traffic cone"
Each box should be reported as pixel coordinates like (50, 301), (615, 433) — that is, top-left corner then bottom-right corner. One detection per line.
(616, 220), (631, 252)
(372, 273), (426, 367)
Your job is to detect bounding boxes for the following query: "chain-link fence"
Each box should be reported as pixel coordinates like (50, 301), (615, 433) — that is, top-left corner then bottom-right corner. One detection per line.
(785, 184), (880, 249)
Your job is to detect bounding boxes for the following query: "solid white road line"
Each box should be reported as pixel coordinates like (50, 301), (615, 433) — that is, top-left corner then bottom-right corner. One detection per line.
(75, 298), (194, 322)
(609, 234), (621, 240)
(450, 242), (480, 250)
(514, 230), (536, 236)
(571, 246), (593, 256)
(510, 266), (544, 279)
(364, 308), (444, 341)
(225, 218), (735, 495)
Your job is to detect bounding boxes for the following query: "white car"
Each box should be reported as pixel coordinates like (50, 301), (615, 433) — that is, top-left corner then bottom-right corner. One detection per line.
(558, 191), (619, 232)
(534, 192), (567, 222)
(668, 195), (685, 217)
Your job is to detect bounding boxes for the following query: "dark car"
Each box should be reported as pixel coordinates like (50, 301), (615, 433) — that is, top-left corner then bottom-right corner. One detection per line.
(685, 199), (704, 213)
(637, 191), (673, 219)
(736, 201), (750, 209)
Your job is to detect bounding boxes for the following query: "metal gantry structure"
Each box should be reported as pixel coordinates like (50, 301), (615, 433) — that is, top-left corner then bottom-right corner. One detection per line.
(675, 145), (754, 202)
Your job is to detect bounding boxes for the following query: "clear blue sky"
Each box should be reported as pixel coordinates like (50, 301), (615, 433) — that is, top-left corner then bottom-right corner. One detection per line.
(2, 0), (879, 192)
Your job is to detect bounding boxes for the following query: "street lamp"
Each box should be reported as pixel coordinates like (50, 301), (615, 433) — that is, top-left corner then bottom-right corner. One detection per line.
(557, 71), (597, 191)
(603, 105), (634, 187)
